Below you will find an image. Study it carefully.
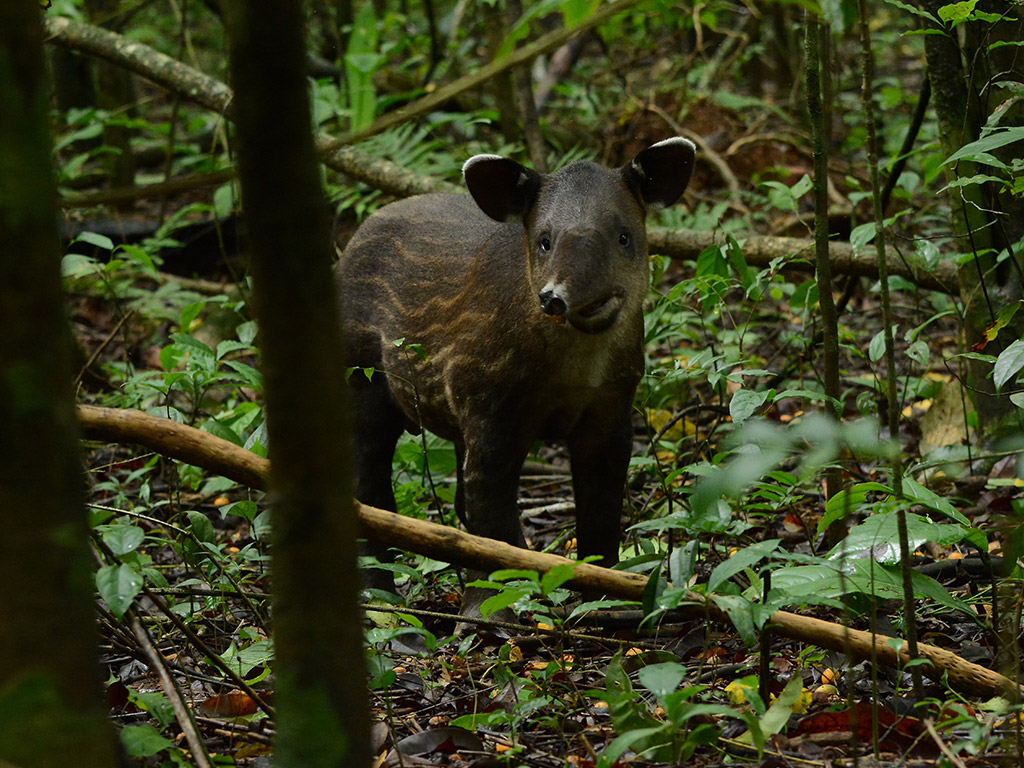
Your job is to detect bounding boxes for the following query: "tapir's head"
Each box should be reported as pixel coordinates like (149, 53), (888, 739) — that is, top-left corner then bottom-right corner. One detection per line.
(462, 138), (696, 334)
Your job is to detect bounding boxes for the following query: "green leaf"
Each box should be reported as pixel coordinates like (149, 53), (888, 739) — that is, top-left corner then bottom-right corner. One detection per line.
(710, 594), (758, 646)
(881, 0), (939, 24)
(695, 245), (728, 278)
(994, 339), (1024, 391)
(61, 253), (99, 277)
(937, 0), (976, 23)
(224, 359), (263, 390)
(96, 563), (143, 619)
(540, 563), (576, 595)
(708, 539), (781, 594)
(944, 127), (1024, 166)
(74, 231), (114, 251)
(729, 387), (770, 424)
(829, 510), (969, 564)
(902, 476), (970, 526)
(345, 2), (379, 131)
(169, 332), (215, 358)
(850, 221), (876, 254)
(759, 676), (805, 737)
(186, 510), (216, 543)
(221, 500), (259, 521)
(120, 724), (173, 758)
(637, 662), (686, 704)
(202, 417), (244, 446)
(100, 523), (145, 556)
(819, 482), (891, 535)
(868, 325), (897, 362)
(478, 586), (528, 618)
(219, 638), (274, 677)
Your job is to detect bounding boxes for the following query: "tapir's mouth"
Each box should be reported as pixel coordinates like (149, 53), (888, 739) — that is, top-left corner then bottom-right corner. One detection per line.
(567, 292), (623, 334)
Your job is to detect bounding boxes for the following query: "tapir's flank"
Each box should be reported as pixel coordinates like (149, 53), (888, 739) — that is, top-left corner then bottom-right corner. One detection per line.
(337, 138), (696, 609)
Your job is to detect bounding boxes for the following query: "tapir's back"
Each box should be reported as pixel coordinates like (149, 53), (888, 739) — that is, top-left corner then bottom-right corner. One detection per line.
(337, 193), (517, 370)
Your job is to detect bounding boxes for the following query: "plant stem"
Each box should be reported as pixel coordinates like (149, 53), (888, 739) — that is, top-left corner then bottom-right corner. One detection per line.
(856, 0), (923, 698)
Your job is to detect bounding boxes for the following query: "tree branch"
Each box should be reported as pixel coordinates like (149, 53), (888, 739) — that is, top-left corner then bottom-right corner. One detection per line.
(43, 17), (958, 294)
(77, 404), (1024, 700)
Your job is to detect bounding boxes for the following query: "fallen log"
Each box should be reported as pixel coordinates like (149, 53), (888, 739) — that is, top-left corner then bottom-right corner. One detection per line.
(77, 404), (1021, 699)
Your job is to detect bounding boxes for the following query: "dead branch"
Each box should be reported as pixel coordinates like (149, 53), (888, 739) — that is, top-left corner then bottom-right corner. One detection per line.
(44, 17), (453, 200)
(44, 17), (958, 295)
(77, 404), (1022, 699)
(647, 229), (959, 294)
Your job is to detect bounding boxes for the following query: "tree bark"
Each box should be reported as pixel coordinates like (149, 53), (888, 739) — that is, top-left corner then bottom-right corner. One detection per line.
(920, 0), (1024, 438)
(76, 404), (1024, 701)
(224, 0), (370, 764)
(0, 4), (118, 765)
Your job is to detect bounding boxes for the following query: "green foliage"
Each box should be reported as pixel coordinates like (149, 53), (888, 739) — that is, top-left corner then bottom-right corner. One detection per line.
(344, 3), (382, 131)
(592, 654), (763, 765)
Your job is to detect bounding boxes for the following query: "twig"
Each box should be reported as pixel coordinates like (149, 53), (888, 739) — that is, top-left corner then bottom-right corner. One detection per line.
(129, 612), (214, 768)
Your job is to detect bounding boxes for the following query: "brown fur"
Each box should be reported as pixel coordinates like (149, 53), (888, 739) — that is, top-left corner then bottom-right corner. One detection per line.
(336, 139), (696, 606)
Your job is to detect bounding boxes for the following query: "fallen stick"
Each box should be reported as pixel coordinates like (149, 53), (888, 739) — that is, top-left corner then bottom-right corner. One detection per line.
(77, 404), (1022, 699)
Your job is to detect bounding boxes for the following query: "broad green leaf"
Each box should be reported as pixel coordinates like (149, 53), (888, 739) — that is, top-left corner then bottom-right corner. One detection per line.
(540, 563), (576, 595)
(829, 510), (969, 564)
(708, 539), (781, 593)
(902, 476), (970, 526)
(186, 510), (216, 543)
(850, 221), (876, 254)
(96, 563), (143, 619)
(61, 253), (99, 277)
(819, 482), (891, 536)
(202, 418), (243, 446)
(120, 724), (173, 757)
(758, 676), (805, 737)
(729, 388), (770, 424)
(638, 662), (686, 703)
(101, 523), (145, 556)
(478, 586), (528, 618)
(695, 245), (728, 278)
(944, 127), (1024, 166)
(881, 0), (940, 24)
(711, 594), (758, 647)
(219, 638), (274, 677)
(937, 0), (976, 23)
(994, 339), (1024, 390)
(74, 231), (114, 250)
(345, 2), (379, 131)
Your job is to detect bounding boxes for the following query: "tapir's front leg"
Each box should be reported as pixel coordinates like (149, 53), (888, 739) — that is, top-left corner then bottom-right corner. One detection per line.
(568, 403), (632, 567)
(457, 419), (531, 622)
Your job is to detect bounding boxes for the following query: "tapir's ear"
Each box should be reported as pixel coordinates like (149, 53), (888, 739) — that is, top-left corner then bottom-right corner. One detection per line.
(462, 155), (542, 222)
(623, 137), (696, 210)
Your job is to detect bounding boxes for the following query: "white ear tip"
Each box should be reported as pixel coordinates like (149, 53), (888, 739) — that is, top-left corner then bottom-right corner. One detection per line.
(649, 136), (697, 152)
(462, 154), (505, 175)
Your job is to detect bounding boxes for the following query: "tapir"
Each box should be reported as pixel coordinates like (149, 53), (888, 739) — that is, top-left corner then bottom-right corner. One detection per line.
(337, 138), (696, 612)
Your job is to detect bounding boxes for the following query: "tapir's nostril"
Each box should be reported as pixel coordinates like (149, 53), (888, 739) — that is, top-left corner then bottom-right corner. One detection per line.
(539, 290), (567, 316)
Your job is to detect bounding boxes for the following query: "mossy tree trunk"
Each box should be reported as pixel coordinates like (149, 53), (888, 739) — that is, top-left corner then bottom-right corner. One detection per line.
(225, 0), (370, 765)
(0, 2), (119, 766)
(920, 0), (1024, 439)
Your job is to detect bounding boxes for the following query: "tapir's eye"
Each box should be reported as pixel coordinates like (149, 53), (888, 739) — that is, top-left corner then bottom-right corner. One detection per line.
(539, 236), (551, 253)
(619, 231), (631, 248)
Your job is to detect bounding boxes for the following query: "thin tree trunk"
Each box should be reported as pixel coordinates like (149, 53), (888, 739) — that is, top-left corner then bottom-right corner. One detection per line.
(804, 15), (844, 547)
(225, 0), (370, 764)
(0, 2), (118, 765)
